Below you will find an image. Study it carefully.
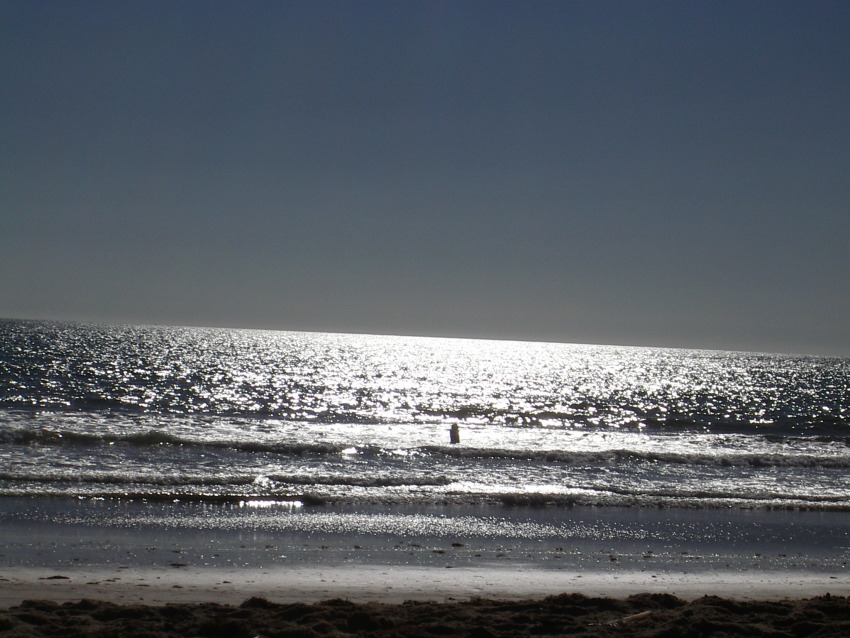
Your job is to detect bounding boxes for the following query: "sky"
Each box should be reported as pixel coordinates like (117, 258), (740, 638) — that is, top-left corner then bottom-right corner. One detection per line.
(2, 0), (849, 357)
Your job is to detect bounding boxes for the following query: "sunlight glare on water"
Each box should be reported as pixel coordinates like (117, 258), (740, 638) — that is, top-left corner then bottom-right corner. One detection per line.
(1, 320), (848, 509)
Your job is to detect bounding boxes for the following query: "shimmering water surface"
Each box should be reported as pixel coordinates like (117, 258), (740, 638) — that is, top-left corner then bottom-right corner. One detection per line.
(1, 319), (849, 511)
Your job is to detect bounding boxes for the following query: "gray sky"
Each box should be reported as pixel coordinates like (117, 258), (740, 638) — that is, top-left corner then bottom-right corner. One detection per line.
(3, 0), (849, 356)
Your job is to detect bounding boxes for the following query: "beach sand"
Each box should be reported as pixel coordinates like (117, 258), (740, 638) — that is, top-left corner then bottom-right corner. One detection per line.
(1, 593), (849, 637)
(2, 565), (849, 606)
(2, 500), (849, 635)
(1, 565), (849, 636)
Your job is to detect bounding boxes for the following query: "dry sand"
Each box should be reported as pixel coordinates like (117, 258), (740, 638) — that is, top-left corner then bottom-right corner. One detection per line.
(1, 566), (849, 637)
(1, 565), (849, 606)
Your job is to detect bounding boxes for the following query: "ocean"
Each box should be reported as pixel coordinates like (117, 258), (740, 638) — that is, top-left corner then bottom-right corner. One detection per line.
(2, 318), (849, 509)
(1, 318), (849, 574)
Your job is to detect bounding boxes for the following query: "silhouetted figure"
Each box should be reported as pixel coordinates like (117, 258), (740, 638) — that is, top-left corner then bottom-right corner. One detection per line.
(450, 423), (460, 444)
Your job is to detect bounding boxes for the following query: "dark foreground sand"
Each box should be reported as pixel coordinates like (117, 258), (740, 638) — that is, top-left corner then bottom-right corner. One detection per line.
(2, 593), (850, 637)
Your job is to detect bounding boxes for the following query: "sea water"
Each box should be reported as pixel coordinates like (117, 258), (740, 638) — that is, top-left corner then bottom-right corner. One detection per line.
(1, 319), (849, 571)
(2, 319), (848, 509)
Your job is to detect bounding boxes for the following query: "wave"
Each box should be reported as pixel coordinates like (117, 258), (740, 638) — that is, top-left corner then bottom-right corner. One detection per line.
(0, 398), (395, 425)
(564, 483), (850, 505)
(0, 427), (349, 456)
(2, 398), (848, 438)
(4, 426), (850, 469)
(1, 482), (848, 512)
(0, 470), (453, 489)
(490, 490), (850, 512)
(422, 445), (850, 469)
